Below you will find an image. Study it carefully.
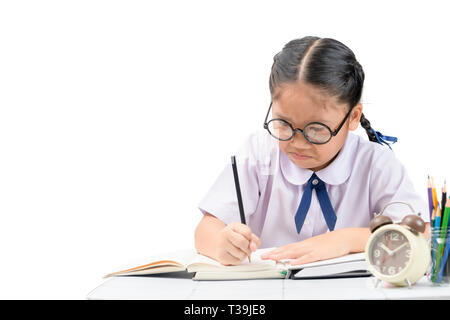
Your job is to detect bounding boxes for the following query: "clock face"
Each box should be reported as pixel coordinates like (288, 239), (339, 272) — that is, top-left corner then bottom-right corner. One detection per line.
(369, 229), (412, 276)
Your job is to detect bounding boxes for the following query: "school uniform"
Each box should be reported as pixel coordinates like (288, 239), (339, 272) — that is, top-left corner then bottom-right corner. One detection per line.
(198, 129), (429, 249)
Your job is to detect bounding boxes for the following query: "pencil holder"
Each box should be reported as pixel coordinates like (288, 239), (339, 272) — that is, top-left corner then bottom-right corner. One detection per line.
(428, 226), (450, 285)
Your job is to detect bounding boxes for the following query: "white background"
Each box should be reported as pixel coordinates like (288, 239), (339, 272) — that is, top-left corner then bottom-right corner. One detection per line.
(0, 0), (449, 299)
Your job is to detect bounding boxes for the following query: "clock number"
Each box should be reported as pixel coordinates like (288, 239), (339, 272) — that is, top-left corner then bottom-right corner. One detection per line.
(390, 232), (400, 241)
(405, 249), (411, 258)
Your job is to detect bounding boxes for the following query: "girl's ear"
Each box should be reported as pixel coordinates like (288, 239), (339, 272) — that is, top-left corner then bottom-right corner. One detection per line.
(349, 103), (363, 131)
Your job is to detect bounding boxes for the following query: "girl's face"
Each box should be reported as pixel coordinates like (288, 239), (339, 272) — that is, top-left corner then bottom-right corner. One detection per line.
(272, 81), (362, 172)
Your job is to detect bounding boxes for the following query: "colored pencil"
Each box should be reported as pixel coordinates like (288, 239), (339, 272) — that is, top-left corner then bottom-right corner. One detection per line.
(431, 206), (437, 270)
(428, 175), (434, 221)
(442, 181), (447, 223)
(440, 181), (449, 281)
(431, 206), (436, 230)
(434, 203), (442, 229)
(432, 176), (439, 212)
(440, 198), (450, 237)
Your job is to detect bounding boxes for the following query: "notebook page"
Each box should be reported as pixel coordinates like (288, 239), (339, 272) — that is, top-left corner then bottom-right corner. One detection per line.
(287, 252), (366, 270)
(187, 248), (279, 272)
(106, 249), (198, 277)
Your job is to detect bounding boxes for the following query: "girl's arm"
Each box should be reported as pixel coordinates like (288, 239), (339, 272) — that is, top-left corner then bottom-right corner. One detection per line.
(194, 213), (226, 261)
(261, 223), (430, 265)
(261, 227), (370, 265)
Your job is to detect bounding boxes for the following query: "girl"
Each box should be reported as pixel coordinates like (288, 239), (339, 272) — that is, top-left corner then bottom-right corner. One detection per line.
(194, 36), (429, 266)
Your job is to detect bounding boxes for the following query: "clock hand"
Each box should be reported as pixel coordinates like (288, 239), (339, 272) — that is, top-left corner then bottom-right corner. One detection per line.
(379, 243), (393, 255)
(391, 242), (408, 255)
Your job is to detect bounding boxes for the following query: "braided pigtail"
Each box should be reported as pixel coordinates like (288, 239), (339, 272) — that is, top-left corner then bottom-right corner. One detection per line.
(360, 113), (378, 143)
(360, 113), (398, 149)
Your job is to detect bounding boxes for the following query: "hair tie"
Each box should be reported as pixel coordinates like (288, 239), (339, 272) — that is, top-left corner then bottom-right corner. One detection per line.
(370, 129), (398, 150)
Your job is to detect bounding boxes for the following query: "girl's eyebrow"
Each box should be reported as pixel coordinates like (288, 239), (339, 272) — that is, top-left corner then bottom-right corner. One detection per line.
(273, 112), (332, 126)
(273, 112), (295, 122)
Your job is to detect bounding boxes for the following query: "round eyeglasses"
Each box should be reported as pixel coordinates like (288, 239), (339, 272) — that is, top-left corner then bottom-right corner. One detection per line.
(263, 102), (354, 145)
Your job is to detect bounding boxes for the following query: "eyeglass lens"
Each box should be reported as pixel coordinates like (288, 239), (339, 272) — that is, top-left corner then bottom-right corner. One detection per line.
(267, 119), (331, 143)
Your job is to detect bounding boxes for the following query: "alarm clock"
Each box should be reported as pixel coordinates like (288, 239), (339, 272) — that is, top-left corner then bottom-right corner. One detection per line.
(365, 201), (431, 287)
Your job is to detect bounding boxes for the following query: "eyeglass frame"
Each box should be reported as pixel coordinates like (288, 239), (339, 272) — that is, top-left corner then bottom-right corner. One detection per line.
(263, 101), (354, 145)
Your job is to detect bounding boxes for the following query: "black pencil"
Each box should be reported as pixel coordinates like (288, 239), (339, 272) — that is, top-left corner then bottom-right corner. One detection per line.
(231, 155), (250, 262)
(442, 180), (447, 227)
(231, 156), (246, 224)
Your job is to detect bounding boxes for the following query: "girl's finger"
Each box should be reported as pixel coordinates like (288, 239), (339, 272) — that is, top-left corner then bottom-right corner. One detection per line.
(230, 222), (252, 241)
(260, 251), (276, 260)
(268, 250), (296, 261)
(225, 239), (249, 262)
(260, 244), (293, 259)
(262, 249), (296, 261)
(228, 231), (252, 256)
(260, 249), (281, 259)
(289, 253), (315, 266)
(250, 234), (260, 251)
(221, 250), (243, 266)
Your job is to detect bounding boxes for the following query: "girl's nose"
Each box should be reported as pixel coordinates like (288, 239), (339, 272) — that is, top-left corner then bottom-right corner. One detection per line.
(290, 131), (311, 148)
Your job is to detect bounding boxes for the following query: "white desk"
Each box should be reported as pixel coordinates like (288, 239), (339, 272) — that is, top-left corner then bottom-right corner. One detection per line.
(87, 275), (450, 300)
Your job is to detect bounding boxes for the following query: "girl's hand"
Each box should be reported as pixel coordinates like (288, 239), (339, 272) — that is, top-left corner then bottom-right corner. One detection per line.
(260, 229), (355, 265)
(216, 222), (261, 266)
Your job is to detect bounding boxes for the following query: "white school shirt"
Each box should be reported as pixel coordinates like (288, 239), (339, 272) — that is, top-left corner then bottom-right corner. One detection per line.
(198, 129), (429, 249)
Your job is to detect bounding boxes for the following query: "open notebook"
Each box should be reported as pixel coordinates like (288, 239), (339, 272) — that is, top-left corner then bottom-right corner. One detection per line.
(104, 248), (370, 280)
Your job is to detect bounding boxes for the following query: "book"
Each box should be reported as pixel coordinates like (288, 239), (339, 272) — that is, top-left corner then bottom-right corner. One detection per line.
(104, 248), (284, 280)
(104, 248), (370, 280)
(290, 258), (370, 279)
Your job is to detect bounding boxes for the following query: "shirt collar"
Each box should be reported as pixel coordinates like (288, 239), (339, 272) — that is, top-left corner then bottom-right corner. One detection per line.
(280, 132), (356, 186)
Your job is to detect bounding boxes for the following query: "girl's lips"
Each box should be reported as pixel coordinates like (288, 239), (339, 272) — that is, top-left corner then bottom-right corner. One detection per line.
(290, 152), (311, 160)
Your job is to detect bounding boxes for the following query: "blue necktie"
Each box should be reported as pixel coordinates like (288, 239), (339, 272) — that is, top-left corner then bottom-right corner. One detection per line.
(294, 173), (337, 234)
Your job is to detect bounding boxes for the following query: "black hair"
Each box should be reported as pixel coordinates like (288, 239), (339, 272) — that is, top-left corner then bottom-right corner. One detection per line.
(269, 36), (378, 143)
